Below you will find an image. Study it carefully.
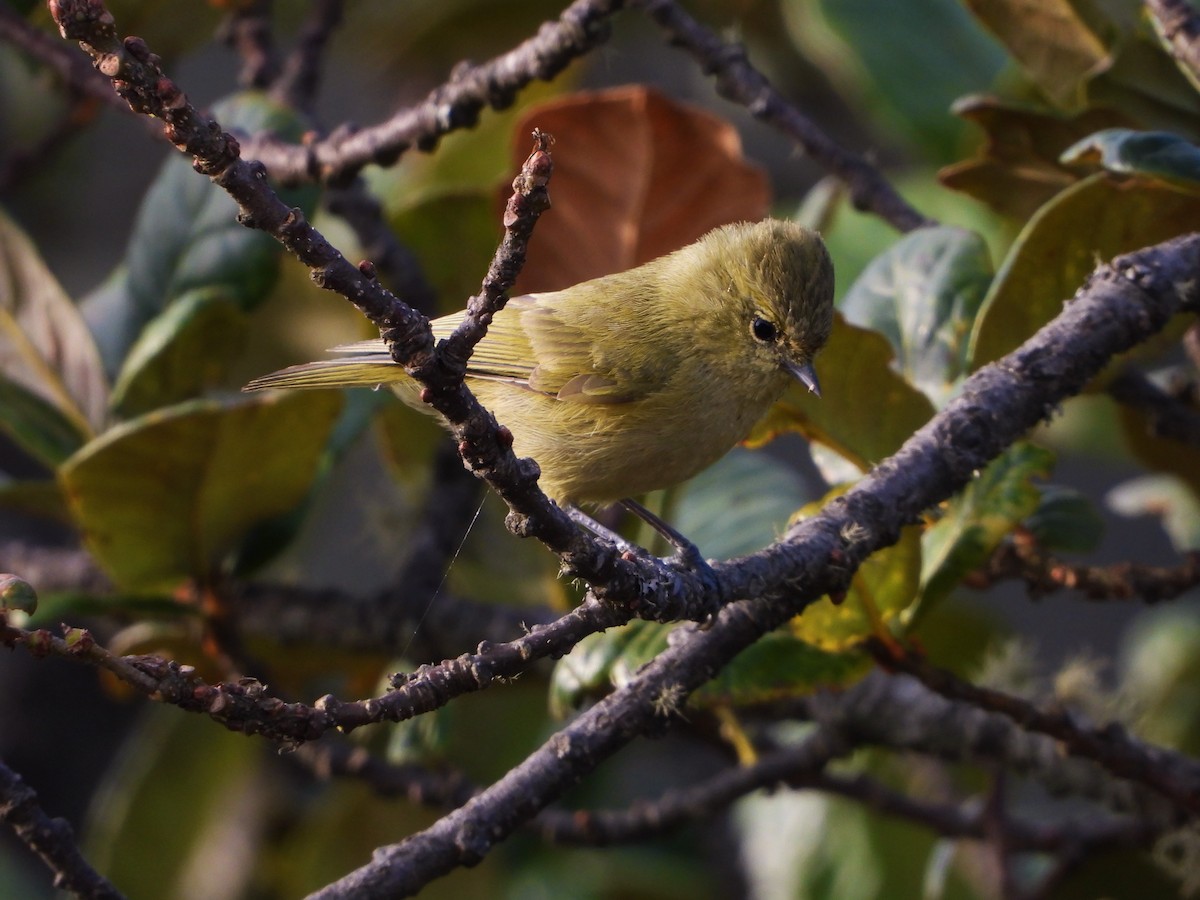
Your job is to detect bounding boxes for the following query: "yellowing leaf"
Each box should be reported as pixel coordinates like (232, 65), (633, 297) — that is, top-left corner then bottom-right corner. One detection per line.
(789, 486), (923, 651)
(939, 95), (1131, 219)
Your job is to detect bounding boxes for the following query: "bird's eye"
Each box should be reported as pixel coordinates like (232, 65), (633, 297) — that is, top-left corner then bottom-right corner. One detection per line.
(751, 316), (778, 343)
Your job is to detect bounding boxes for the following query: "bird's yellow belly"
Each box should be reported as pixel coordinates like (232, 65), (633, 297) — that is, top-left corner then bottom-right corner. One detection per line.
(481, 382), (772, 507)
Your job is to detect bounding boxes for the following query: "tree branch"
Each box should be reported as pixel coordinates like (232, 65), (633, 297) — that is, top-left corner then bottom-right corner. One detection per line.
(969, 530), (1200, 603)
(867, 637), (1200, 818)
(1109, 369), (1200, 448)
(243, 0), (624, 186)
(309, 235), (1200, 897)
(269, 0), (343, 114)
(629, 0), (933, 232)
(1147, 0), (1200, 88)
(0, 756), (125, 899)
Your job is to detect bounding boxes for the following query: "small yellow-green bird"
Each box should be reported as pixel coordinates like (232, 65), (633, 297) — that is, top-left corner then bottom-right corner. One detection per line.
(247, 219), (834, 550)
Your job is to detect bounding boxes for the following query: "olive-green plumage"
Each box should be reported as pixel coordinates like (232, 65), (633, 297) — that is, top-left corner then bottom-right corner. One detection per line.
(246, 219), (835, 507)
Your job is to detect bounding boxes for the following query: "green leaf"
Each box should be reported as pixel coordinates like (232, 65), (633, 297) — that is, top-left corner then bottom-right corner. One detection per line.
(669, 449), (810, 560)
(1025, 485), (1104, 553)
(0, 207), (108, 449)
(747, 314), (936, 473)
(84, 708), (262, 898)
(60, 391), (342, 590)
(1060, 128), (1200, 191)
(694, 632), (870, 706)
(789, 0), (1007, 162)
(1122, 607), (1200, 753)
(0, 477), (69, 523)
(0, 376), (90, 467)
(917, 442), (1055, 614)
(1107, 474), (1200, 552)
(81, 92), (316, 377)
(550, 620), (672, 718)
(968, 173), (1200, 369)
(790, 486), (924, 650)
(109, 287), (249, 416)
(841, 227), (992, 406)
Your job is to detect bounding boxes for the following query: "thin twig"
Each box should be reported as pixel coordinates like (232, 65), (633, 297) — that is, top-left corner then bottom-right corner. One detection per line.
(1109, 369), (1200, 448)
(323, 179), (440, 315)
(271, 0), (343, 114)
(630, 0), (933, 232)
(217, 0), (278, 90)
(1146, 0), (1200, 87)
(0, 756), (126, 899)
(244, 0), (624, 186)
(968, 531), (1200, 603)
(867, 637), (1200, 818)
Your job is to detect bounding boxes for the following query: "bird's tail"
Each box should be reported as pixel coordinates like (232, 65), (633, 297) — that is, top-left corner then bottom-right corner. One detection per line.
(243, 346), (404, 392)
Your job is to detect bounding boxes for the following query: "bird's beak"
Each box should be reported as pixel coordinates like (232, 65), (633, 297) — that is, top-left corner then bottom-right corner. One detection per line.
(786, 360), (822, 398)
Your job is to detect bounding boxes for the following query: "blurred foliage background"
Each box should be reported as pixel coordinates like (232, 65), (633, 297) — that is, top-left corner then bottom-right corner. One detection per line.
(2, 0), (1200, 897)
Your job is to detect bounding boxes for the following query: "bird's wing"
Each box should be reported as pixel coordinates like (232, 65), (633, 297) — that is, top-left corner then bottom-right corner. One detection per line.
(327, 291), (666, 405)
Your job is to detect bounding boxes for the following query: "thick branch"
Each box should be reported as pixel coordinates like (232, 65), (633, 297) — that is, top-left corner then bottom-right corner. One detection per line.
(310, 237), (1200, 897)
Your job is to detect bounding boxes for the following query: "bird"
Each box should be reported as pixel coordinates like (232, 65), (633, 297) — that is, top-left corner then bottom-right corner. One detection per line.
(246, 218), (834, 557)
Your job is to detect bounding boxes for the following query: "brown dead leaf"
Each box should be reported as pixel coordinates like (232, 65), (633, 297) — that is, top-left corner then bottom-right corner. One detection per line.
(508, 85), (770, 293)
(938, 94), (1132, 219)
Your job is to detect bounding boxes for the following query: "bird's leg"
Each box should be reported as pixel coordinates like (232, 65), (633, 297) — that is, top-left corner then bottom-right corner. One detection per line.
(565, 505), (643, 556)
(618, 498), (708, 569)
(565, 501), (712, 575)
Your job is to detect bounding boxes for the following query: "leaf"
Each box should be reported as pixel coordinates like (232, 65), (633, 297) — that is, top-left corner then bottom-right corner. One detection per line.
(670, 449), (810, 560)
(0, 478), (69, 523)
(917, 441), (1055, 614)
(507, 86), (770, 293)
(0, 207), (108, 444)
(1060, 128), (1200, 191)
(0, 376), (90, 467)
(1087, 28), (1200, 139)
(1025, 485), (1104, 553)
(747, 314), (936, 473)
(81, 92), (316, 377)
(60, 391), (342, 590)
(968, 173), (1200, 369)
(789, 486), (924, 651)
(1107, 474), (1200, 552)
(939, 95), (1132, 219)
(693, 632), (870, 707)
(84, 708), (262, 898)
(959, 0), (1112, 110)
(549, 620), (672, 718)
(109, 287), (249, 417)
(792, 0), (1007, 162)
(840, 226), (992, 406)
